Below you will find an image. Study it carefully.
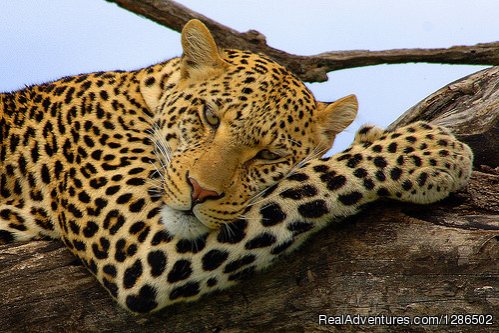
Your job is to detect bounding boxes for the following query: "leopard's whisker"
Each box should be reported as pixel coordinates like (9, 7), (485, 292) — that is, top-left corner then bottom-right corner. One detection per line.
(152, 134), (172, 167)
(236, 214), (264, 222)
(147, 123), (173, 169)
(219, 221), (235, 239)
(145, 182), (163, 190)
(148, 161), (166, 184)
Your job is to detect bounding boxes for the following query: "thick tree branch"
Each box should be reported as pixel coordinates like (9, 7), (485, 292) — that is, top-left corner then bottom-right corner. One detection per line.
(389, 66), (499, 167)
(106, 0), (499, 82)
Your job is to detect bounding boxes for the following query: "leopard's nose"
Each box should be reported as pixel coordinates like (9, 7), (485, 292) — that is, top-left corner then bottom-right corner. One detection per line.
(188, 176), (223, 204)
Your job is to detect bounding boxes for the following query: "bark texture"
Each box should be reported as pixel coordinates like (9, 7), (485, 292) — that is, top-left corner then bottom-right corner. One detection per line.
(0, 67), (498, 332)
(106, 0), (499, 82)
(389, 66), (499, 168)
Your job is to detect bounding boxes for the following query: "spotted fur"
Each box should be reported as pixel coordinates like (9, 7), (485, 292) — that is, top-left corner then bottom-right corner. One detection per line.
(0, 20), (473, 313)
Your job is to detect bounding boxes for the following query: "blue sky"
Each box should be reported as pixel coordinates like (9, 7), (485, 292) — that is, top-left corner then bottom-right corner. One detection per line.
(1, 0), (497, 152)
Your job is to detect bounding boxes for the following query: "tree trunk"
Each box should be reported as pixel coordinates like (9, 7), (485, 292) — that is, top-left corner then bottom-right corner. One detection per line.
(1, 68), (498, 332)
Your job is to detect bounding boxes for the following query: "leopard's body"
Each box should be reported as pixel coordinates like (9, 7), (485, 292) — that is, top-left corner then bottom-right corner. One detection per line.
(0, 20), (472, 313)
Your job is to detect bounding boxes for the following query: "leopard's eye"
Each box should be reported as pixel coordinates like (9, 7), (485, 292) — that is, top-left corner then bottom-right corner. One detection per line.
(203, 103), (220, 128)
(254, 149), (281, 161)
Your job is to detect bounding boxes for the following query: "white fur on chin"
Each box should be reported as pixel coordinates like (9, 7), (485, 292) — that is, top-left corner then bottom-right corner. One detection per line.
(160, 205), (210, 240)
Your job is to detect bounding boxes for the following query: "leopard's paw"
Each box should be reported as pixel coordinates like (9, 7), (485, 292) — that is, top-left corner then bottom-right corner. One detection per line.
(353, 124), (385, 145)
(383, 122), (473, 204)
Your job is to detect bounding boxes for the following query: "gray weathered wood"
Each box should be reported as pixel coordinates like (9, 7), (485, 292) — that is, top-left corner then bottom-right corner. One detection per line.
(1, 68), (498, 332)
(389, 66), (499, 168)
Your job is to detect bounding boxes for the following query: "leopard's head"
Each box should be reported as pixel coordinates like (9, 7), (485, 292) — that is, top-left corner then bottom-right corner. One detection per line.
(142, 20), (357, 238)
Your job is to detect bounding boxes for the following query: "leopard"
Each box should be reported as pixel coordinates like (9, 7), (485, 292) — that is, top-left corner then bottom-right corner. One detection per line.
(0, 19), (473, 313)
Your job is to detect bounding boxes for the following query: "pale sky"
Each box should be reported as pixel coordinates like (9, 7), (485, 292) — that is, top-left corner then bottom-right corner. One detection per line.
(1, 0), (497, 152)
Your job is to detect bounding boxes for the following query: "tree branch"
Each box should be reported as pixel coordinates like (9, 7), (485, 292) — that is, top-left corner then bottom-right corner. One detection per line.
(106, 0), (499, 82)
(389, 67), (499, 168)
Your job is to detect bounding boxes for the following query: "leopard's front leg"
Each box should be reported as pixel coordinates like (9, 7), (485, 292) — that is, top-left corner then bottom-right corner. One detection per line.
(0, 204), (58, 243)
(112, 122), (472, 313)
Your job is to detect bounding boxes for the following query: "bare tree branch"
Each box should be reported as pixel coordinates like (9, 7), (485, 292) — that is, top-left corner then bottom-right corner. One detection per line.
(106, 0), (499, 82)
(389, 67), (499, 168)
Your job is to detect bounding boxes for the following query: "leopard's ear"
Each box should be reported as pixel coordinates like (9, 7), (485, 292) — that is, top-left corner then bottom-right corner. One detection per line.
(140, 20), (227, 112)
(315, 94), (358, 149)
(180, 19), (227, 80)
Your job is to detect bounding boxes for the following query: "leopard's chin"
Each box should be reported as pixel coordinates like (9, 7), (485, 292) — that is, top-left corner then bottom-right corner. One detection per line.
(160, 205), (211, 240)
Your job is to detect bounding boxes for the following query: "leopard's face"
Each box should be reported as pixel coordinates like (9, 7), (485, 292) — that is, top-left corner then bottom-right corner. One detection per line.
(146, 21), (357, 236)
